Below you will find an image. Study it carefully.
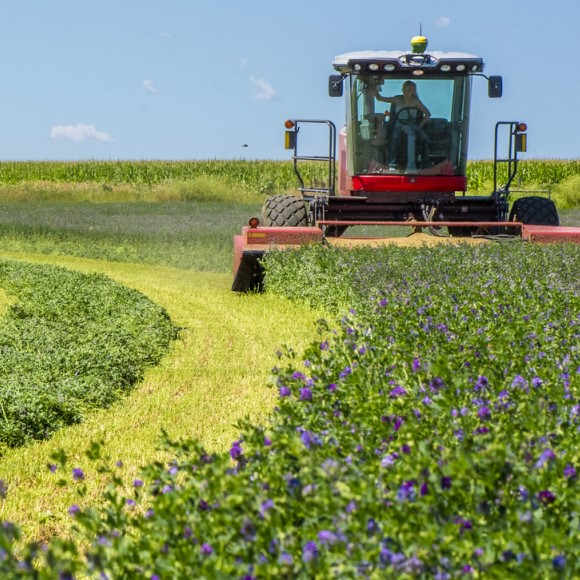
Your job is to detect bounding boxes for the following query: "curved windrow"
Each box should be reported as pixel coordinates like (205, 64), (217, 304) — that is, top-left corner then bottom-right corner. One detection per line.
(0, 260), (179, 451)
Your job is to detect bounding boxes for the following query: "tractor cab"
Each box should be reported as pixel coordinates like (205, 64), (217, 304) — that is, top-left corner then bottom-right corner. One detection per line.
(330, 36), (502, 198)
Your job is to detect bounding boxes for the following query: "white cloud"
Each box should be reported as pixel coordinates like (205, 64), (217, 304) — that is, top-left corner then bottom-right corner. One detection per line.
(143, 79), (157, 93)
(250, 75), (276, 100)
(435, 16), (451, 28)
(50, 123), (112, 143)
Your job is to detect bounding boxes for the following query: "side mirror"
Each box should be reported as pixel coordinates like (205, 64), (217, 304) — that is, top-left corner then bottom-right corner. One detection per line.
(329, 75), (344, 97)
(488, 75), (503, 98)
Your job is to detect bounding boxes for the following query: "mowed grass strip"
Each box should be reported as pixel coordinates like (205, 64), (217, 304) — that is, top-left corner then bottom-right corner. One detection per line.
(0, 252), (321, 543)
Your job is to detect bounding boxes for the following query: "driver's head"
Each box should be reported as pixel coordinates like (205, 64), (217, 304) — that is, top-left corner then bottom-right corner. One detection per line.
(402, 81), (417, 98)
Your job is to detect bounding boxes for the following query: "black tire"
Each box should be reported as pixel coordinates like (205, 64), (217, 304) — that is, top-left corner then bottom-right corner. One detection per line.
(509, 196), (559, 226)
(262, 194), (308, 227)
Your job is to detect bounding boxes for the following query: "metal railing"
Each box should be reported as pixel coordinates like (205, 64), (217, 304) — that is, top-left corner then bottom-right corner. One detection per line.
(286, 119), (336, 197)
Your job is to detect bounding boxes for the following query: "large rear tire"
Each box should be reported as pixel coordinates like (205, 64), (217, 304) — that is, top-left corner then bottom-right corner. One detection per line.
(509, 196), (559, 226)
(262, 194), (308, 227)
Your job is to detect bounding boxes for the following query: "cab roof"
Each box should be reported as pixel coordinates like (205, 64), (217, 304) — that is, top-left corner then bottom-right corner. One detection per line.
(332, 50), (484, 75)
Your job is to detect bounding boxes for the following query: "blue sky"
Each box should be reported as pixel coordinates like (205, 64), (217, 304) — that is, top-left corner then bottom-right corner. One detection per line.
(0, 0), (578, 161)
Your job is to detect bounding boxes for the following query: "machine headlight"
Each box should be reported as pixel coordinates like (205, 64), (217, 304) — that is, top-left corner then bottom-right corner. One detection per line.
(440, 64), (451, 72)
(368, 63), (379, 71)
(456, 64), (466, 72)
(383, 64), (396, 71)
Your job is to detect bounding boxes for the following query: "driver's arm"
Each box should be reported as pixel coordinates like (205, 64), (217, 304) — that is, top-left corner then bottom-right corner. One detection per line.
(373, 90), (395, 104)
(417, 100), (431, 128)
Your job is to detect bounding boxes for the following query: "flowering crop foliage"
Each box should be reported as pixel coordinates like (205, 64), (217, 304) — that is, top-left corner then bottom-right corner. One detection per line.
(0, 243), (579, 578)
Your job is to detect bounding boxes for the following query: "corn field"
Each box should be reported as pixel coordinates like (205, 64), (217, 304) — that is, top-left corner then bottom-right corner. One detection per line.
(0, 159), (578, 193)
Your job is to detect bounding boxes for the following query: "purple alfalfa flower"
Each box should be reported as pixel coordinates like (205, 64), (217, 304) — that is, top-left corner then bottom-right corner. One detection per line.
(511, 375), (528, 390)
(429, 377), (445, 392)
(477, 406), (492, 421)
(47, 463), (57, 473)
(401, 444), (411, 455)
(339, 366), (352, 379)
(501, 550), (516, 562)
(279, 385), (291, 398)
(125, 498), (136, 508)
(230, 440), (243, 461)
(241, 518), (256, 540)
(68, 504), (81, 517)
(317, 530), (339, 545)
(538, 489), (556, 505)
(300, 430), (322, 449)
(441, 476), (452, 490)
(532, 376), (543, 388)
(454, 517), (473, 535)
(367, 518), (380, 535)
(346, 500), (357, 513)
(320, 340), (329, 351)
(264, 436), (272, 447)
(292, 371), (306, 382)
(552, 555), (566, 571)
(183, 526), (193, 539)
(259, 499), (274, 517)
(564, 464), (577, 479)
(393, 416), (404, 431)
(397, 480), (416, 502)
(420, 482), (429, 496)
(381, 454), (397, 468)
(327, 383), (337, 392)
(399, 555), (424, 575)
(278, 552), (293, 566)
(200, 543), (213, 556)
(72, 468), (85, 481)
(302, 541), (319, 563)
(133, 479), (144, 488)
(422, 396), (432, 406)
(378, 298), (388, 307)
(412, 358), (421, 372)
(389, 386), (407, 398)
(534, 448), (556, 469)
(299, 387), (312, 401)
(473, 375), (488, 392)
